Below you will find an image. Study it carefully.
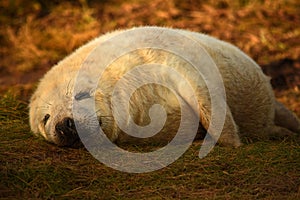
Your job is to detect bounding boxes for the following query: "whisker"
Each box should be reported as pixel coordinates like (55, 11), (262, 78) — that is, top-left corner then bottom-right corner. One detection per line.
(36, 106), (50, 111)
(66, 79), (73, 96)
(39, 97), (52, 106)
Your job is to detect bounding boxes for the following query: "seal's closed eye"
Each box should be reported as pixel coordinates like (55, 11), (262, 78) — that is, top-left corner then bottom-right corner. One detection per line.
(43, 114), (50, 126)
(75, 92), (91, 101)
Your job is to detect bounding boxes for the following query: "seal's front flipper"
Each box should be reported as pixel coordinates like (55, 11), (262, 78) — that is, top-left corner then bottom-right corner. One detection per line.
(200, 104), (242, 148)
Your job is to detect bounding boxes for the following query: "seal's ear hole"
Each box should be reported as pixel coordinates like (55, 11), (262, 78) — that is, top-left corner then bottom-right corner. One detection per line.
(43, 114), (50, 126)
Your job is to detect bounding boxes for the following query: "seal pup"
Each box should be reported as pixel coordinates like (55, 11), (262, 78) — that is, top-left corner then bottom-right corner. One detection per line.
(29, 26), (300, 148)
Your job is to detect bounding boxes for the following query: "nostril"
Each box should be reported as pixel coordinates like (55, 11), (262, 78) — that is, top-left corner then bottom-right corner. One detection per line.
(63, 117), (75, 129)
(55, 117), (76, 135)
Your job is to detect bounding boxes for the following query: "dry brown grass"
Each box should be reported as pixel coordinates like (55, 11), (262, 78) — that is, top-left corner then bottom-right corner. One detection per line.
(0, 0), (100, 92)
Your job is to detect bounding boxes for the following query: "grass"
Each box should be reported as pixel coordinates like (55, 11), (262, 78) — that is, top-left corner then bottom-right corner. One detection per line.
(0, 94), (300, 199)
(0, 0), (300, 199)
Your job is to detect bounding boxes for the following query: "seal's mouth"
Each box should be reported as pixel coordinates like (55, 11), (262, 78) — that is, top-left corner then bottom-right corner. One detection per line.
(54, 117), (83, 148)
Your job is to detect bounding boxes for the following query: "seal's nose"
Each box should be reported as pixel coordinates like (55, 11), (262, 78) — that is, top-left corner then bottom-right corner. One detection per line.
(55, 117), (76, 134)
(63, 117), (75, 130)
(55, 117), (80, 147)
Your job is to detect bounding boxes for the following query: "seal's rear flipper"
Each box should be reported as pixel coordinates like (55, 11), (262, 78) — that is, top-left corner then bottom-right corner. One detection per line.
(275, 100), (300, 134)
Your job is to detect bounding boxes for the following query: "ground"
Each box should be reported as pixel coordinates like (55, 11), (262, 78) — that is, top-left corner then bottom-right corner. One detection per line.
(0, 0), (299, 199)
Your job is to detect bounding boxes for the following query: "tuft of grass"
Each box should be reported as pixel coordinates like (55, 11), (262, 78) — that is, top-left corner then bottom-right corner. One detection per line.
(0, 93), (28, 122)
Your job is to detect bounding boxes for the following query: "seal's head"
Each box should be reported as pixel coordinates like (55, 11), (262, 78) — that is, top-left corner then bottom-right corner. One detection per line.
(29, 78), (82, 147)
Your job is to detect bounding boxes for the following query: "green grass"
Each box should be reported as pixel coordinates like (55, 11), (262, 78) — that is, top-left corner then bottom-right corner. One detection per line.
(1, 94), (299, 199)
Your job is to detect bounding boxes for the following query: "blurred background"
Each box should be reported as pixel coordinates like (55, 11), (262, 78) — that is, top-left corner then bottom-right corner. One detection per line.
(0, 0), (299, 110)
